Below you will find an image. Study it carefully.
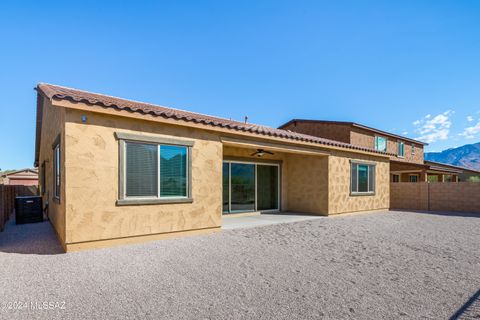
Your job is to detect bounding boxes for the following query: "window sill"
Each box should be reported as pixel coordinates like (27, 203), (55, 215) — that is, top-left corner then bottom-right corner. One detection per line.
(52, 197), (60, 204)
(350, 192), (375, 197)
(116, 198), (194, 206)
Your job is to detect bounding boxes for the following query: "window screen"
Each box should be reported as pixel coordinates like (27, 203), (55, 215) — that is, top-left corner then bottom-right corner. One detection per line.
(126, 142), (158, 197)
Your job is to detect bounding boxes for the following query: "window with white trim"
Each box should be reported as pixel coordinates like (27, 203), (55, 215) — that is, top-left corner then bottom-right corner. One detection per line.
(409, 175), (418, 182)
(351, 162), (375, 194)
(397, 141), (405, 157)
(411, 143), (415, 155)
(116, 132), (193, 205)
(374, 136), (387, 152)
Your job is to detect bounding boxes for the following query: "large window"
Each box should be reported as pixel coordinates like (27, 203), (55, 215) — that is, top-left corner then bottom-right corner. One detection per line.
(351, 162), (375, 194)
(397, 141), (405, 157)
(53, 142), (60, 200)
(374, 136), (387, 152)
(116, 132), (193, 205)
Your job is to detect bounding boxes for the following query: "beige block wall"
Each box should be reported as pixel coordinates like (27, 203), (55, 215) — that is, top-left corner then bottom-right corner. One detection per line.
(390, 183), (429, 211)
(328, 150), (390, 214)
(391, 182), (480, 213)
(38, 98), (66, 244)
(64, 109), (223, 244)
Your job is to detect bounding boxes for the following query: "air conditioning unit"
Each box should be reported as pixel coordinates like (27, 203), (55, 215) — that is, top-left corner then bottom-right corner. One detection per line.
(15, 196), (43, 224)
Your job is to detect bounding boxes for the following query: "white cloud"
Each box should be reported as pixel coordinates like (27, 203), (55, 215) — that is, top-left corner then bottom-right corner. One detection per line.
(402, 131), (409, 135)
(459, 121), (480, 139)
(467, 115), (474, 122)
(413, 110), (453, 143)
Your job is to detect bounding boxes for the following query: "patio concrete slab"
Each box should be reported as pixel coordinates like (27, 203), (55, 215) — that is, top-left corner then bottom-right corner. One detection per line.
(222, 212), (325, 229)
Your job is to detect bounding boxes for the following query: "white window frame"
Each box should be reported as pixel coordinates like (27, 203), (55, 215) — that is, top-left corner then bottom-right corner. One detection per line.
(350, 161), (376, 195)
(397, 141), (405, 158)
(115, 132), (194, 206)
(411, 143), (415, 155)
(409, 174), (419, 183)
(374, 136), (387, 152)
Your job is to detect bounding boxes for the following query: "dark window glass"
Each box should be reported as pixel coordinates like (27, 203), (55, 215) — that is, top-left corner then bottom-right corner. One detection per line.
(160, 145), (187, 197)
(223, 163), (230, 213)
(257, 165), (279, 211)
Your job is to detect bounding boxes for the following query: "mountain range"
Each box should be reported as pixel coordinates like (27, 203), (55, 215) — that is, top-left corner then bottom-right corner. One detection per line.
(425, 142), (480, 171)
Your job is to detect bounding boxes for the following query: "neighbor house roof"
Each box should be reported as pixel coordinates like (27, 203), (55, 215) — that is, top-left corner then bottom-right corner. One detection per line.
(1, 168), (38, 178)
(424, 160), (480, 174)
(278, 119), (428, 146)
(34, 83), (396, 165)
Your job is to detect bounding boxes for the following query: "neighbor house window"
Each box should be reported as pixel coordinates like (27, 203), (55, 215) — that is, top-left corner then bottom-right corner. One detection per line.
(409, 175), (418, 182)
(392, 174), (400, 183)
(374, 136), (387, 152)
(397, 141), (405, 157)
(52, 140), (60, 200)
(351, 162), (375, 194)
(411, 144), (415, 155)
(116, 132), (193, 205)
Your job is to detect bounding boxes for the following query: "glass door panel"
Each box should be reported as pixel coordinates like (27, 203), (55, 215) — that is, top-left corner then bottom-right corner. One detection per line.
(257, 165), (279, 211)
(230, 163), (255, 212)
(222, 162), (230, 213)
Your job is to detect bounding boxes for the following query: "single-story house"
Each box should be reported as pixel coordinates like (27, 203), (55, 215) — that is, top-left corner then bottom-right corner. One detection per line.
(1, 168), (38, 186)
(35, 83), (392, 251)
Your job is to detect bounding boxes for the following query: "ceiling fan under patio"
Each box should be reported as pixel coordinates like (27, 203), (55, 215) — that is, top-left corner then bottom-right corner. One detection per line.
(251, 149), (274, 157)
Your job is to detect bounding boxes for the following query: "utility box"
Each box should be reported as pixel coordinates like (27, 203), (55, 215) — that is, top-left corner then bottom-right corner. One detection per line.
(15, 196), (43, 224)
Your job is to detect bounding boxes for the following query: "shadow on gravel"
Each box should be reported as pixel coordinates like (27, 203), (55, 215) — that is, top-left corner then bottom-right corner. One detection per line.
(390, 210), (480, 218)
(0, 217), (64, 255)
(450, 289), (480, 320)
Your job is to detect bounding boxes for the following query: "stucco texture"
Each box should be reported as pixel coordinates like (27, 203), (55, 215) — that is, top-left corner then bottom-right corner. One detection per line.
(38, 98), (66, 245)
(328, 150), (390, 214)
(64, 109), (223, 244)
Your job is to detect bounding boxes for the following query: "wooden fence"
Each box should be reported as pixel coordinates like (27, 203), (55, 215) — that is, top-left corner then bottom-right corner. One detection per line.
(0, 185), (39, 231)
(390, 182), (480, 213)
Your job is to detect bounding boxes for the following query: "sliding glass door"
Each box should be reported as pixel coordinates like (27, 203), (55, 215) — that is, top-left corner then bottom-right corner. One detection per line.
(257, 165), (279, 211)
(223, 161), (279, 214)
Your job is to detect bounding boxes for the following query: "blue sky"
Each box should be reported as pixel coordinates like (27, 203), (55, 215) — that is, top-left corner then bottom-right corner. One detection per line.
(1, 1), (480, 170)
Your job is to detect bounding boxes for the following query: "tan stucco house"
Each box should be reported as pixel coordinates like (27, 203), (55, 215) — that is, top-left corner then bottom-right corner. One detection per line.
(35, 83), (393, 251)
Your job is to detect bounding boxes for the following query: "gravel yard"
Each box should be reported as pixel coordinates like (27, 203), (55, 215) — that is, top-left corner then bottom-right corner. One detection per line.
(1, 210), (479, 320)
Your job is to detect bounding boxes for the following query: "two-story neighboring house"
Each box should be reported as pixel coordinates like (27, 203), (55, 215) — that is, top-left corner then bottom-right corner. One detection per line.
(278, 119), (462, 182)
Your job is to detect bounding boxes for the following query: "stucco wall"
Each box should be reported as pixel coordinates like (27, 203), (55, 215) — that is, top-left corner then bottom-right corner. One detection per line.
(38, 98), (66, 244)
(284, 154), (329, 215)
(328, 150), (390, 214)
(64, 109), (223, 244)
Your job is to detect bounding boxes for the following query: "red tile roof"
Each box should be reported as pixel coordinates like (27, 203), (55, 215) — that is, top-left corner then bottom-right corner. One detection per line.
(35, 83), (395, 165)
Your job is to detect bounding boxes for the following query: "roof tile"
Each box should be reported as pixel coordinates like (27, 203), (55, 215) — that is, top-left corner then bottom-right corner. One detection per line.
(36, 83), (394, 156)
